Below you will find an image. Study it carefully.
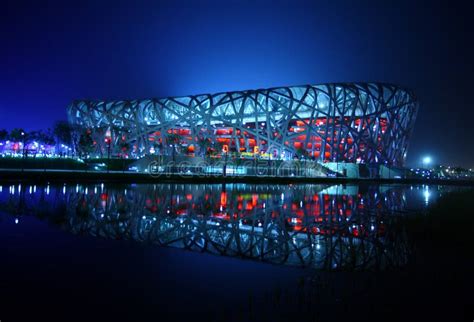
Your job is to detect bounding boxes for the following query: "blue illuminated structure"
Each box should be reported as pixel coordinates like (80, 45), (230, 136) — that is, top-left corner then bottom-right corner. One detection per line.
(68, 83), (418, 166)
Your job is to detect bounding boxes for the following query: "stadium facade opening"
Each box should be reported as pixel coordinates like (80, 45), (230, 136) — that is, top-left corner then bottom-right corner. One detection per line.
(68, 83), (418, 166)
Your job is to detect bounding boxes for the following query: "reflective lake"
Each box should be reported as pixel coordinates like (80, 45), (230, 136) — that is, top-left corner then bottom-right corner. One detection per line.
(0, 182), (458, 270)
(0, 182), (470, 321)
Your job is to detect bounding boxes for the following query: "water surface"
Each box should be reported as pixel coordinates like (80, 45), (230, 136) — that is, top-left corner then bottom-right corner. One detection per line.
(0, 182), (465, 321)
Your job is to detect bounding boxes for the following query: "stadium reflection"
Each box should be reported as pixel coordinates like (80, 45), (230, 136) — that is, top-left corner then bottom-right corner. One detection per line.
(1, 183), (441, 270)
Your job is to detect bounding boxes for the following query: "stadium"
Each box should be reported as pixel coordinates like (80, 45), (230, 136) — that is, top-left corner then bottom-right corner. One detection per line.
(67, 82), (418, 170)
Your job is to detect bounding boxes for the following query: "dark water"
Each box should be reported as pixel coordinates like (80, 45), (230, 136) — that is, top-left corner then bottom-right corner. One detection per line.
(0, 183), (467, 321)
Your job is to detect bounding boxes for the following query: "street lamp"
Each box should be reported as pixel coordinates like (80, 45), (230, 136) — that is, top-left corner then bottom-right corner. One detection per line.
(385, 160), (391, 179)
(21, 132), (25, 153)
(21, 131), (25, 172)
(223, 151), (228, 177)
(422, 156), (431, 168)
(222, 144), (229, 177)
(105, 137), (112, 173)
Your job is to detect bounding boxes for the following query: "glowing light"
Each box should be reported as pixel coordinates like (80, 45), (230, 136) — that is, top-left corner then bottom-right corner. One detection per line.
(423, 190), (430, 205)
(422, 156), (432, 166)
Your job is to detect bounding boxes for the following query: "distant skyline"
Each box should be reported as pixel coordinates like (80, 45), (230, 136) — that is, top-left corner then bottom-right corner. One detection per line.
(1, 0), (473, 167)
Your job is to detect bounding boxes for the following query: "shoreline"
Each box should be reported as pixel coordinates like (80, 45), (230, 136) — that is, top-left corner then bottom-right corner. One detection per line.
(1, 168), (473, 186)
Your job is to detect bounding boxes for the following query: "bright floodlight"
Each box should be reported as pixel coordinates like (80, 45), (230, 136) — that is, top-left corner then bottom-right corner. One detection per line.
(422, 156), (431, 165)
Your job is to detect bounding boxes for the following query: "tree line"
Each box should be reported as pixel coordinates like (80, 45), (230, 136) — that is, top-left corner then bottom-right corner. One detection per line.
(0, 121), (73, 155)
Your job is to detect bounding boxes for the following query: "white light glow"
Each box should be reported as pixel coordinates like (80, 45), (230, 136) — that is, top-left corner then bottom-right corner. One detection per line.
(423, 190), (430, 205)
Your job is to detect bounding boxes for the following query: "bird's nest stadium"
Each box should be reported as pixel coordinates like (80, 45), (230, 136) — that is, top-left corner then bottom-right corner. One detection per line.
(67, 82), (418, 167)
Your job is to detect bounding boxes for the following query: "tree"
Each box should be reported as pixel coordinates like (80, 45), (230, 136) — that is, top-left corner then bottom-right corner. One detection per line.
(40, 129), (56, 146)
(9, 128), (26, 155)
(70, 124), (83, 156)
(166, 132), (180, 157)
(9, 128), (25, 142)
(53, 121), (72, 147)
(0, 129), (8, 142)
(197, 136), (211, 157)
(35, 129), (56, 156)
(26, 130), (41, 157)
(119, 141), (131, 156)
(295, 147), (310, 159)
(78, 129), (95, 157)
(212, 141), (224, 157)
(166, 133), (180, 147)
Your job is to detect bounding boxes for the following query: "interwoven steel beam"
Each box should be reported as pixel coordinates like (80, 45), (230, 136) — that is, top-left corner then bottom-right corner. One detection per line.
(68, 82), (417, 165)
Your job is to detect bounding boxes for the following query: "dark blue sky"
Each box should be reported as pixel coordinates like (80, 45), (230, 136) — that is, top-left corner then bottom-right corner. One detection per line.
(1, 0), (473, 167)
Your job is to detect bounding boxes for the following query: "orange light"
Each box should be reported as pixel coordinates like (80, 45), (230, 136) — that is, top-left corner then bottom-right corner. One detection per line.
(220, 192), (227, 207)
(252, 194), (258, 206)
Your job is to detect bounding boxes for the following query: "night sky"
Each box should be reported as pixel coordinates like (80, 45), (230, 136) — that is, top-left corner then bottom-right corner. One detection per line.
(1, 0), (473, 167)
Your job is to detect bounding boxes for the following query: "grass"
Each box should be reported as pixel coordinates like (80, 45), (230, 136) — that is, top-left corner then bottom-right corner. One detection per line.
(0, 156), (137, 171)
(0, 156), (87, 170)
(84, 158), (135, 171)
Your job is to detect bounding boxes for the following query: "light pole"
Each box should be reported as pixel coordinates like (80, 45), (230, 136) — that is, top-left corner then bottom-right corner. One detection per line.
(105, 137), (111, 173)
(21, 131), (25, 172)
(223, 150), (228, 177)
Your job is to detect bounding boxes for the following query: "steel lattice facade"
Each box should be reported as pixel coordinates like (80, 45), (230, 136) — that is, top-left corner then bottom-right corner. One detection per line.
(67, 82), (418, 166)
